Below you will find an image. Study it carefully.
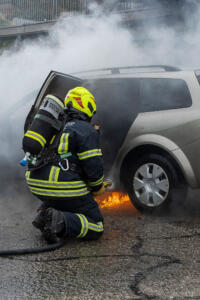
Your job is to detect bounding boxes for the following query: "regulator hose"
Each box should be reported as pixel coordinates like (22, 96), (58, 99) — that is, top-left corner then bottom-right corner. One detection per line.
(0, 240), (65, 256)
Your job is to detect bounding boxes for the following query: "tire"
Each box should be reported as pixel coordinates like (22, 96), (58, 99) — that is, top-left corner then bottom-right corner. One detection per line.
(124, 153), (187, 213)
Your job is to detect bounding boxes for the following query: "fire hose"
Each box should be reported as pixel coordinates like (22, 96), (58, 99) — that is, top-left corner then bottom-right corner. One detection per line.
(0, 181), (112, 257)
(0, 241), (65, 256)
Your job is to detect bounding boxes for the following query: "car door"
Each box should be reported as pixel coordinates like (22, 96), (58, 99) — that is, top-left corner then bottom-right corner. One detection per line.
(24, 71), (83, 132)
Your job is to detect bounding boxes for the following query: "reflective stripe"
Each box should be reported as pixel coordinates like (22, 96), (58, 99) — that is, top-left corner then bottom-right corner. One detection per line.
(50, 135), (56, 144)
(27, 178), (86, 188)
(88, 175), (104, 187)
(77, 149), (102, 160)
(25, 130), (46, 148)
(49, 166), (55, 182)
(54, 168), (60, 182)
(27, 172), (86, 188)
(49, 166), (60, 182)
(58, 133), (69, 154)
(25, 171), (30, 180)
(29, 186), (89, 197)
(88, 221), (104, 232)
(76, 214), (88, 238)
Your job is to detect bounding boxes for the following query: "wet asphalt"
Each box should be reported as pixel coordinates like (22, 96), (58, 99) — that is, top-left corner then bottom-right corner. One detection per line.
(0, 179), (200, 300)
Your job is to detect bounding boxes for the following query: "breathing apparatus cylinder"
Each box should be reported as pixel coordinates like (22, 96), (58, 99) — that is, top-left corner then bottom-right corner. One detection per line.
(21, 94), (65, 167)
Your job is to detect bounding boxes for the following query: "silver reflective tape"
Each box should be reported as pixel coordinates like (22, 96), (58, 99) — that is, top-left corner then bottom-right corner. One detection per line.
(51, 167), (58, 182)
(78, 149), (102, 159)
(59, 133), (69, 154)
(63, 134), (68, 153)
(26, 131), (46, 146)
(88, 222), (104, 232)
(27, 179), (86, 188)
(30, 187), (89, 197)
(88, 176), (104, 186)
(78, 214), (88, 238)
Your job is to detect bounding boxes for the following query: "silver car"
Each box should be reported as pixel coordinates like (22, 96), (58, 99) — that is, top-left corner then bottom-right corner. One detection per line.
(29, 65), (200, 212)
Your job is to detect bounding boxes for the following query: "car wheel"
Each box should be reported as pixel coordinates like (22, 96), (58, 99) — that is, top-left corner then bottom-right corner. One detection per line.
(125, 153), (187, 213)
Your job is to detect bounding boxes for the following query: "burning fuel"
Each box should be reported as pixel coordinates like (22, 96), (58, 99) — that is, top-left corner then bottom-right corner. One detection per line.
(98, 192), (130, 208)
(95, 191), (141, 215)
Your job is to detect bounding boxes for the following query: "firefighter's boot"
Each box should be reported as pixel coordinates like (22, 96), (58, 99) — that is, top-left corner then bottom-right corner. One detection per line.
(32, 209), (48, 231)
(42, 208), (65, 244)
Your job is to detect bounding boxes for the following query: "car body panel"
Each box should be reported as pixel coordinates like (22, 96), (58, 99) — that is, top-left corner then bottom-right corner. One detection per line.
(177, 139), (200, 187)
(111, 131), (198, 188)
(24, 67), (200, 191)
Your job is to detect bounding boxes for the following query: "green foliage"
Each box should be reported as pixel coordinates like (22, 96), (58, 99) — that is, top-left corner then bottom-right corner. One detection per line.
(0, 13), (11, 26)
(0, 39), (14, 52)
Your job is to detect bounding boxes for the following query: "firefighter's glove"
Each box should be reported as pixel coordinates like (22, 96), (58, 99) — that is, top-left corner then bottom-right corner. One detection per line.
(92, 181), (112, 196)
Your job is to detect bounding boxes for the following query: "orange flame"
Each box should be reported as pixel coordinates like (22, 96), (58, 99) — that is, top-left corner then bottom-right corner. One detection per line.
(95, 191), (141, 215)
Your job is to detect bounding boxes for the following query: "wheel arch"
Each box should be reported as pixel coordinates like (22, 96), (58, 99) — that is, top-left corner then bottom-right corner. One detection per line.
(120, 144), (186, 188)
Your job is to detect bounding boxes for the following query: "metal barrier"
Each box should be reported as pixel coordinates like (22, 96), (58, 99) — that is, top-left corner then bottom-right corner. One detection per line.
(0, 0), (152, 27)
(0, 0), (88, 26)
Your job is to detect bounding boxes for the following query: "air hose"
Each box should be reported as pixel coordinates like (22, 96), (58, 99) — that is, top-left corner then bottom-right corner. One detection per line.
(0, 240), (65, 256)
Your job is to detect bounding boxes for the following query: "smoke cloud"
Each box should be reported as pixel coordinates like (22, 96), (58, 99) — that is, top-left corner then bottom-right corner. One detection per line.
(0, 1), (200, 178)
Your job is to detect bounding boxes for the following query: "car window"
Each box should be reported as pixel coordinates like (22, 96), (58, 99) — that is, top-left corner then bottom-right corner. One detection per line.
(84, 78), (140, 173)
(140, 78), (192, 112)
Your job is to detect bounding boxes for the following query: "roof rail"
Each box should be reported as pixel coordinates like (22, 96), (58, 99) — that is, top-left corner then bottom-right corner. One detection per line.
(74, 65), (181, 75)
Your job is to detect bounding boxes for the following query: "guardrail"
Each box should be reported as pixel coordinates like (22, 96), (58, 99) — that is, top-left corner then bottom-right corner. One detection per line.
(0, 6), (174, 39)
(0, 0), (88, 26)
(0, 0), (154, 27)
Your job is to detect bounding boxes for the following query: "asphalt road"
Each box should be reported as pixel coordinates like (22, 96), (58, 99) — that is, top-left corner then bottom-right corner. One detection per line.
(0, 179), (200, 300)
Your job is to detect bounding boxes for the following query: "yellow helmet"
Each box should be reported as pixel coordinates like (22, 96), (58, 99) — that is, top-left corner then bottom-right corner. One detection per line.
(64, 87), (96, 118)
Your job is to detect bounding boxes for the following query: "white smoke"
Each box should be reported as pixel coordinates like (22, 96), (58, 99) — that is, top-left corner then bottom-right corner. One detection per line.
(0, 2), (200, 177)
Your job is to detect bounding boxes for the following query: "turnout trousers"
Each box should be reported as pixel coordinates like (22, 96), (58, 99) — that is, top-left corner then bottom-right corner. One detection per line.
(26, 167), (104, 240)
(37, 194), (104, 240)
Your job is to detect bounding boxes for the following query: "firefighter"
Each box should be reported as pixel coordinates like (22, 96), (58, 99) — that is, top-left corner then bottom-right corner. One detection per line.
(24, 87), (107, 243)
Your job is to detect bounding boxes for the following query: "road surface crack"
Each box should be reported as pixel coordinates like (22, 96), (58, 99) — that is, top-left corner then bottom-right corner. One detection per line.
(129, 235), (199, 300)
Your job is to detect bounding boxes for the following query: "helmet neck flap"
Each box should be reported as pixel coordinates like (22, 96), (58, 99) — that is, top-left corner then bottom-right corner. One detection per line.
(65, 106), (91, 122)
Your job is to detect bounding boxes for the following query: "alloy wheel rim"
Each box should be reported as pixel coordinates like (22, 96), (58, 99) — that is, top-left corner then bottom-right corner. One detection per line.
(133, 163), (170, 207)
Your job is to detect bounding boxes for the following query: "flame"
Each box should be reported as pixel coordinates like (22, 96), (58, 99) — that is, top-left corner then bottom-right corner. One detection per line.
(98, 192), (130, 208)
(95, 191), (141, 215)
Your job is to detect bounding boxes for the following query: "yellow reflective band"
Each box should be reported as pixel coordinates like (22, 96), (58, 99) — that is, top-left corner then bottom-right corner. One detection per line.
(50, 135), (56, 144)
(27, 131), (46, 143)
(76, 214), (89, 238)
(77, 149), (102, 160)
(88, 221), (104, 232)
(25, 171), (30, 180)
(88, 175), (104, 187)
(76, 214), (84, 238)
(49, 166), (60, 182)
(25, 130), (46, 148)
(58, 133), (69, 154)
(26, 177), (86, 188)
(55, 168), (60, 182)
(58, 133), (64, 154)
(49, 166), (55, 182)
(29, 186), (89, 197)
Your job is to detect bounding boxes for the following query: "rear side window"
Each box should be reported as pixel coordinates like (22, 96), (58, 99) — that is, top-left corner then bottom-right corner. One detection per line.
(140, 78), (192, 112)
